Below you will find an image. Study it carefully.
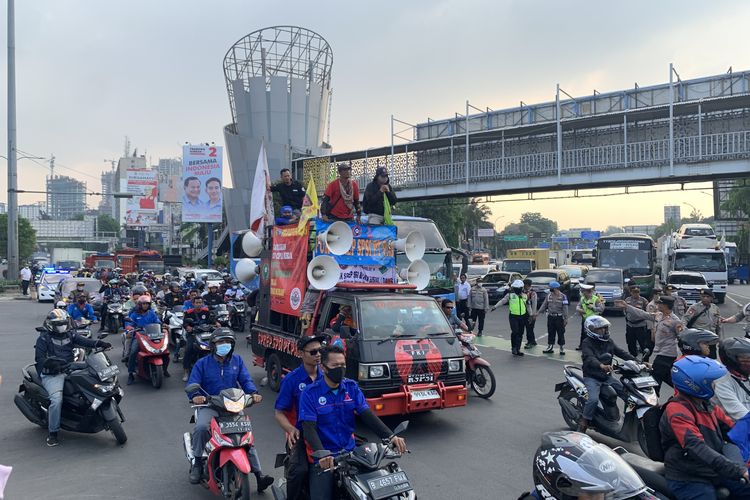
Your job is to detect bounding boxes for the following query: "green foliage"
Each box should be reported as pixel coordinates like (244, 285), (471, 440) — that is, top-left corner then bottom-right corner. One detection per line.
(603, 226), (624, 235)
(69, 213), (85, 221)
(0, 214), (37, 261)
(501, 212), (558, 236)
(721, 184), (750, 217)
(97, 214), (120, 233)
(392, 198), (491, 248)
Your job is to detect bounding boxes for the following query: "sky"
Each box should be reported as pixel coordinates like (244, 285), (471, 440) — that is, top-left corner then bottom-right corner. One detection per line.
(1, 0), (748, 230)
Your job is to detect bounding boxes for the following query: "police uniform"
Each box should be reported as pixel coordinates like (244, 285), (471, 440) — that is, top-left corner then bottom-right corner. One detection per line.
(624, 294), (649, 356)
(664, 286), (687, 317)
(537, 292), (569, 350)
(495, 291), (528, 355)
(683, 302), (721, 334)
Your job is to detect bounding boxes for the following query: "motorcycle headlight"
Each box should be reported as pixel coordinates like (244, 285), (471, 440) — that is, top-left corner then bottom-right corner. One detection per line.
(94, 383), (116, 393)
(448, 359), (463, 372)
(223, 397), (244, 413)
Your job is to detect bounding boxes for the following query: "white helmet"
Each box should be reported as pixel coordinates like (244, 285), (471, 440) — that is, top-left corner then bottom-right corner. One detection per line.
(584, 315), (611, 342)
(55, 300), (67, 309)
(511, 279), (524, 289)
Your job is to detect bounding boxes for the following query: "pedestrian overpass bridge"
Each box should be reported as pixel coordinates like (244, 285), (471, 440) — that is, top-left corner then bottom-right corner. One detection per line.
(294, 69), (750, 199)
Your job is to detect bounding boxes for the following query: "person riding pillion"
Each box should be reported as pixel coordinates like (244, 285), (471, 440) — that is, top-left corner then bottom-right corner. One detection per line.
(713, 337), (750, 421)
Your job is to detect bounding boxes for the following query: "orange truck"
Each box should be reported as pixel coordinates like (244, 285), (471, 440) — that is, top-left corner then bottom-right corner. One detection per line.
(115, 249), (165, 275)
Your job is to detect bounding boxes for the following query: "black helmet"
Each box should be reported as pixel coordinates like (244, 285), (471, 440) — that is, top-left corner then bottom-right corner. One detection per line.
(44, 309), (71, 337)
(584, 315), (611, 342)
(131, 284), (148, 296)
(532, 431), (650, 499)
(719, 337), (750, 376)
(210, 328), (236, 346)
(678, 328), (719, 355)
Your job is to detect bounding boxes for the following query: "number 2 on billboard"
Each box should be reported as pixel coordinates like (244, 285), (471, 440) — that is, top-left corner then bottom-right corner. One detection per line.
(208, 147), (217, 157)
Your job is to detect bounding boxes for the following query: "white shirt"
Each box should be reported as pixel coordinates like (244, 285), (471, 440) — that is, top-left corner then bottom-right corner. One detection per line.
(456, 282), (471, 300)
(20, 268), (32, 280)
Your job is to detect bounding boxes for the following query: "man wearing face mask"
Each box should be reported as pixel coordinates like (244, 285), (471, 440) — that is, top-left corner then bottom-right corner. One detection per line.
(299, 345), (408, 500)
(66, 295), (97, 322)
(124, 295), (166, 385)
(186, 329), (274, 491)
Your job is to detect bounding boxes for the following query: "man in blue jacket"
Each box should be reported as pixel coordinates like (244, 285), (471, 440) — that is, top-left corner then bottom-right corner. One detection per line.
(186, 329), (273, 491)
(67, 296), (97, 322)
(124, 295), (165, 384)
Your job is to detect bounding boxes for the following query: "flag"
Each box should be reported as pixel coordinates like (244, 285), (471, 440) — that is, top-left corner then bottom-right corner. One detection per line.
(383, 192), (393, 225)
(249, 143), (273, 236)
(297, 176), (319, 235)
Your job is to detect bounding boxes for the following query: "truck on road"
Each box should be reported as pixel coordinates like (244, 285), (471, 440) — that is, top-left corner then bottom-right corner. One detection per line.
(52, 248), (83, 269)
(501, 248), (550, 276)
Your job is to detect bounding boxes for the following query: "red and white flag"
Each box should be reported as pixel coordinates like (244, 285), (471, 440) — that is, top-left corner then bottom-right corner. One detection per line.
(249, 143), (273, 235)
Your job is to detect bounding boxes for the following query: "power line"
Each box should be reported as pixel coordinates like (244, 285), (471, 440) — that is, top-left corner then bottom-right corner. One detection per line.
(16, 148), (103, 182)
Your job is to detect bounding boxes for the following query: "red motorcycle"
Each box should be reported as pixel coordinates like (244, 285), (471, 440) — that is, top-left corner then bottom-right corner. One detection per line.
(183, 384), (257, 499)
(457, 332), (496, 399)
(131, 324), (170, 388)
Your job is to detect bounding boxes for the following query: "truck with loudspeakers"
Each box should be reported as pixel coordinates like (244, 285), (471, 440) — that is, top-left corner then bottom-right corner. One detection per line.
(238, 217), (469, 416)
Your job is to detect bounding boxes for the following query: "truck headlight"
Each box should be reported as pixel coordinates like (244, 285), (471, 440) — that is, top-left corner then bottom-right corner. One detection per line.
(359, 364), (389, 379)
(448, 359), (463, 372)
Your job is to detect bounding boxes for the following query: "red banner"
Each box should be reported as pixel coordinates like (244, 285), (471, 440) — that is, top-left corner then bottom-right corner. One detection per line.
(269, 223), (309, 316)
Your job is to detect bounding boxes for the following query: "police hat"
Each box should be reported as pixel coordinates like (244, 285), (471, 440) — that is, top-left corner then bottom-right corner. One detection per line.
(656, 295), (675, 307)
(297, 335), (326, 351)
(664, 284), (678, 291)
(700, 288), (715, 297)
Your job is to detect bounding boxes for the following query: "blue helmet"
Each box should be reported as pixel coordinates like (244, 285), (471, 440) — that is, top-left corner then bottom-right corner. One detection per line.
(549, 281), (561, 289)
(672, 355), (727, 399)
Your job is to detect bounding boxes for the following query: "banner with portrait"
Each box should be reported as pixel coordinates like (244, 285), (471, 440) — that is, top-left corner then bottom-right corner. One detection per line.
(181, 144), (223, 223)
(125, 169), (159, 226)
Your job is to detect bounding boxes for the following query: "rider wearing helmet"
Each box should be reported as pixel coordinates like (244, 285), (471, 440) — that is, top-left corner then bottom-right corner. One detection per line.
(661, 355), (750, 497)
(66, 294), (97, 322)
(123, 294), (165, 384)
(490, 279), (528, 356)
(714, 337), (750, 421)
(518, 431), (652, 500)
(186, 329), (273, 491)
(123, 284), (149, 313)
(162, 282), (184, 308)
(55, 300), (67, 310)
(677, 328), (719, 359)
(224, 280), (245, 302)
(578, 315), (637, 433)
(67, 281), (87, 303)
(34, 309), (111, 446)
(201, 282), (223, 307)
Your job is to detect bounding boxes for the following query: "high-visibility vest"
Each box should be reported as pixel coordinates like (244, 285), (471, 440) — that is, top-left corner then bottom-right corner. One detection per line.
(509, 293), (527, 316)
(580, 294), (601, 318)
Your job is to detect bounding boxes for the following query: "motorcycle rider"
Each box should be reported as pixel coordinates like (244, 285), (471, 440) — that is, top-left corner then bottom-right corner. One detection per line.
(161, 282), (184, 308)
(578, 315), (638, 433)
(224, 280), (245, 302)
(123, 284), (148, 313)
(182, 272), (197, 292)
(182, 295), (219, 381)
(186, 329), (274, 491)
(490, 279), (528, 356)
(660, 355), (750, 497)
(441, 299), (470, 333)
(714, 337), (750, 421)
(34, 309), (111, 446)
(201, 282), (223, 307)
(677, 328), (719, 360)
(66, 295), (97, 322)
(124, 295), (167, 385)
(298, 345), (407, 500)
(67, 282), (87, 303)
(274, 335), (325, 500)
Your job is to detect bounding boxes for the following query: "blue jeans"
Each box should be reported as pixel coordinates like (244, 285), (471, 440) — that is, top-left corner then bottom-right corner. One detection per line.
(41, 373), (65, 433)
(582, 376), (627, 421)
(127, 335), (140, 374)
(668, 479), (750, 500)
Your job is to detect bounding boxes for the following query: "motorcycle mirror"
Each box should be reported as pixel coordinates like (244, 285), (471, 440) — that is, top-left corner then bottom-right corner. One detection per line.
(392, 420), (409, 436)
(184, 383), (201, 394)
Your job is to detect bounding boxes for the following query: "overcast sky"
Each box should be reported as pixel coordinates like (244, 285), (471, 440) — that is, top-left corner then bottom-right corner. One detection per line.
(1, 0), (748, 229)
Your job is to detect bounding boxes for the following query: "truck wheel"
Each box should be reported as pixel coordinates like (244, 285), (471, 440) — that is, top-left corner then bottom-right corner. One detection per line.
(266, 353), (282, 392)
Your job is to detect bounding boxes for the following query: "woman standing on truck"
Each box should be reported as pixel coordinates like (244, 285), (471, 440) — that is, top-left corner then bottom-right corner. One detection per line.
(362, 166), (397, 225)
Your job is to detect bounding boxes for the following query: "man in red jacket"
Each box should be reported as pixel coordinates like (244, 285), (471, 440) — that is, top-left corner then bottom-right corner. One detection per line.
(321, 163), (361, 223)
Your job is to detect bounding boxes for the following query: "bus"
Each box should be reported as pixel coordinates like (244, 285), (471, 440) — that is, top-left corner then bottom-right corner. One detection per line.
(593, 233), (657, 297)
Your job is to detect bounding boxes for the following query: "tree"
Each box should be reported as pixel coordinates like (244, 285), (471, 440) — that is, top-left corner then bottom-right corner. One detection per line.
(97, 214), (120, 234)
(69, 213), (85, 221)
(721, 183), (750, 217)
(604, 225), (623, 235)
(392, 198), (486, 248)
(501, 212), (558, 237)
(0, 214), (37, 261)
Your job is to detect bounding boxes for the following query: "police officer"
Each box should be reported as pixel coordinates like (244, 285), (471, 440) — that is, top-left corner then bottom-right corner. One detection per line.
(721, 302), (750, 333)
(575, 284), (604, 350)
(491, 280), (528, 356)
(535, 281), (569, 355)
(623, 285), (649, 357)
(522, 278), (538, 348)
(274, 335), (325, 500)
(299, 345), (407, 500)
(663, 284), (688, 317)
(683, 288), (721, 358)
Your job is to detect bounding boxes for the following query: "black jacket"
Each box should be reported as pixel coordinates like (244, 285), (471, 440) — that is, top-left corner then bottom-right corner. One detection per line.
(35, 330), (101, 374)
(271, 180), (305, 210)
(362, 181), (397, 217)
(202, 292), (224, 307)
(581, 336), (634, 381)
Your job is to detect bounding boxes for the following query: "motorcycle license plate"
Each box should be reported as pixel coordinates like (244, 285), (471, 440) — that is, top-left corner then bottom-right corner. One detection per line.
(632, 376), (658, 388)
(366, 472), (411, 500)
(97, 364), (120, 380)
(411, 389), (439, 401)
(219, 419), (253, 434)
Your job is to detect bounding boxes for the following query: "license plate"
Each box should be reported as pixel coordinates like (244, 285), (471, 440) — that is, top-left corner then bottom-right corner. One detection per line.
(411, 389), (439, 401)
(97, 364), (120, 380)
(632, 376), (658, 387)
(148, 332), (164, 340)
(367, 472), (411, 499)
(407, 373), (434, 384)
(219, 419), (253, 434)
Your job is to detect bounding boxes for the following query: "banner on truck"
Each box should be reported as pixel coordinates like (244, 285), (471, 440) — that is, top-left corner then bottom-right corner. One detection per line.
(314, 220), (397, 268)
(181, 144), (223, 223)
(125, 169), (159, 226)
(269, 223), (309, 316)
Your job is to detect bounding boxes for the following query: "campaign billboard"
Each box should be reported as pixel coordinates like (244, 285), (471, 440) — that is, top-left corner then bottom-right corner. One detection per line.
(125, 169), (159, 226)
(269, 223), (309, 316)
(181, 144), (223, 223)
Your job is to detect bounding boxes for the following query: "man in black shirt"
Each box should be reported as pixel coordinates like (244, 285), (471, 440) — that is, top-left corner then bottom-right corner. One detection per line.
(270, 168), (305, 210)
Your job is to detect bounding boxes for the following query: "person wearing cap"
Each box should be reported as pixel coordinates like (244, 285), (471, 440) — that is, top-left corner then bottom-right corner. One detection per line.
(271, 168), (306, 211)
(575, 284), (604, 350)
(623, 286), (649, 357)
(67, 281), (87, 303)
(616, 294), (684, 395)
(275, 205), (299, 226)
(274, 335), (325, 500)
(362, 166), (397, 225)
(683, 289), (721, 356)
(522, 278), (538, 348)
(491, 279), (528, 356)
(535, 281), (569, 355)
(321, 163), (361, 223)
(663, 284), (688, 317)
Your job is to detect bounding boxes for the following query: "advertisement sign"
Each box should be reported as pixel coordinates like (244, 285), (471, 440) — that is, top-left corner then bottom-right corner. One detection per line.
(158, 174), (180, 203)
(580, 230), (602, 241)
(314, 220), (397, 267)
(477, 228), (495, 238)
(339, 265), (397, 284)
(269, 223), (309, 316)
(181, 144), (223, 223)
(125, 169), (158, 226)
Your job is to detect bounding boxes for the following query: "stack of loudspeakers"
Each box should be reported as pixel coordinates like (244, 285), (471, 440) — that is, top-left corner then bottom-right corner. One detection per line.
(307, 221), (351, 290)
(395, 231), (429, 291)
(235, 231), (262, 282)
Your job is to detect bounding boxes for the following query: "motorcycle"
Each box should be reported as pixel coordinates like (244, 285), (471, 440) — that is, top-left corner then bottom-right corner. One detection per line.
(555, 356), (658, 454)
(272, 421), (415, 500)
(227, 300), (246, 332)
(182, 383), (258, 499)
(183, 323), (215, 371)
(129, 324), (171, 389)
(212, 304), (231, 328)
(72, 318), (94, 362)
(165, 305), (185, 361)
(456, 331), (495, 399)
(13, 343), (127, 444)
(105, 298), (125, 334)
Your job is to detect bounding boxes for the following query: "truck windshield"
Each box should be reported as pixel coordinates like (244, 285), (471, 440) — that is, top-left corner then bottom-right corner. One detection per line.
(359, 299), (452, 340)
(502, 260), (531, 273)
(674, 253), (727, 273)
(94, 259), (113, 268)
(138, 261), (165, 273)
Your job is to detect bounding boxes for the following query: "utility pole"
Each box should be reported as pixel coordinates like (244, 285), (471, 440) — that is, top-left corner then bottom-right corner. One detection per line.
(7, 0), (18, 279)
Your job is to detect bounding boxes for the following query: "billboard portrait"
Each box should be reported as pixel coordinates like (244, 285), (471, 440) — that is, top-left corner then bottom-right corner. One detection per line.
(125, 169), (158, 227)
(182, 144), (223, 223)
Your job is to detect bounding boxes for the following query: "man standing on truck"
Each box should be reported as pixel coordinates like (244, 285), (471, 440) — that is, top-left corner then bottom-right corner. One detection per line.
(320, 163), (361, 223)
(299, 345), (407, 500)
(274, 335), (325, 500)
(271, 168), (306, 211)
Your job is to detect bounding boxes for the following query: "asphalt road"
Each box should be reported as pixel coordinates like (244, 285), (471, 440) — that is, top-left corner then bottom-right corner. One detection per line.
(0, 286), (748, 499)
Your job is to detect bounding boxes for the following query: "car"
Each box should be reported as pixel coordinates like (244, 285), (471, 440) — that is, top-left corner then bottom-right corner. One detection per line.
(583, 267), (626, 312)
(37, 270), (72, 302)
(525, 269), (571, 305)
(488, 260), (502, 271)
(666, 271), (709, 305)
(465, 264), (494, 284)
(55, 277), (102, 304)
(558, 264), (589, 301)
(176, 268), (223, 285)
(478, 271), (523, 305)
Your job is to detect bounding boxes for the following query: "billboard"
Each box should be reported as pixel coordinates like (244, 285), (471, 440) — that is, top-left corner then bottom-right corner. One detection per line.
(158, 174), (180, 203)
(181, 144), (223, 223)
(125, 169), (158, 226)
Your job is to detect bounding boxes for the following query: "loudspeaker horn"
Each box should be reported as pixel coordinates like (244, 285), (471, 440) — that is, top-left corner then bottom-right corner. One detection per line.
(306, 255), (341, 290)
(241, 231), (263, 257)
(235, 259), (258, 282)
(394, 231), (426, 262)
(317, 221), (353, 256)
(398, 259), (430, 291)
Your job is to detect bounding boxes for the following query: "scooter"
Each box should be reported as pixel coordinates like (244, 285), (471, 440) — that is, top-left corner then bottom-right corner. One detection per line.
(72, 318), (94, 362)
(183, 323), (215, 371)
(272, 421), (415, 500)
(183, 383), (258, 499)
(165, 305), (185, 361)
(456, 331), (496, 399)
(211, 304), (231, 328)
(227, 300), (246, 332)
(555, 355), (658, 454)
(129, 324), (170, 389)
(105, 298), (125, 334)
(13, 344), (127, 444)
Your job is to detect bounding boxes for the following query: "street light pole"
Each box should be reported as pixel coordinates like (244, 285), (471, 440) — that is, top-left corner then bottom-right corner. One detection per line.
(6, 0), (18, 278)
